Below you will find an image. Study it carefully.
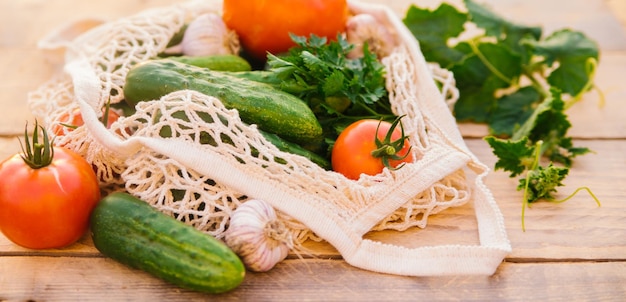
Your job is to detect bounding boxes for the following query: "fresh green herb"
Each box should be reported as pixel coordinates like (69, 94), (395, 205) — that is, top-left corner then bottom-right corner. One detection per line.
(265, 34), (392, 152)
(403, 0), (601, 229)
(486, 135), (601, 231)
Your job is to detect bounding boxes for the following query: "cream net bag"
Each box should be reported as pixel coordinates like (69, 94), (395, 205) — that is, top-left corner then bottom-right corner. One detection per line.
(29, 0), (511, 276)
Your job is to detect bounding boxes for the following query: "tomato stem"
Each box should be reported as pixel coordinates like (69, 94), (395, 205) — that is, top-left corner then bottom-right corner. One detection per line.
(371, 145), (397, 157)
(371, 115), (412, 171)
(19, 120), (54, 169)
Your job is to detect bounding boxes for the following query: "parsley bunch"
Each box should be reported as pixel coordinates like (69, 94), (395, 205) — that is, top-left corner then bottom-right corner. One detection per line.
(403, 0), (601, 229)
(265, 34), (392, 151)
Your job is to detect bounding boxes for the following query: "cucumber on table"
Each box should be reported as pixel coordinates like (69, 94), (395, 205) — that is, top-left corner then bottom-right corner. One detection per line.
(123, 59), (323, 146)
(90, 192), (245, 294)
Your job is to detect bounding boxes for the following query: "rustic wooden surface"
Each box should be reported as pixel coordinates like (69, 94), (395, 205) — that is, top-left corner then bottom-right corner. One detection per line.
(1, 0), (625, 301)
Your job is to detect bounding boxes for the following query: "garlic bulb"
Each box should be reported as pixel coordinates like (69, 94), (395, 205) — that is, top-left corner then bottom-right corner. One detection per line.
(164, 13), (240, 56)
(345, 13), (397, 59)
(224, 199), (292, 272)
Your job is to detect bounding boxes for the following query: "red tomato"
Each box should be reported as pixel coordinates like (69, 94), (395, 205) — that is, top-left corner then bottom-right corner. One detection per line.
(0, 143), (101, 249)
(223, 0), (349, 61)
(53, 107), (120, 136)
(331, 119), (414, 180)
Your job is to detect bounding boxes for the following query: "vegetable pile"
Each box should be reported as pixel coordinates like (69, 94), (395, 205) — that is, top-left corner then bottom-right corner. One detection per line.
(128, 9), (405, 177)
(2, 0), (409, 292)
(1, 0), (605, 294)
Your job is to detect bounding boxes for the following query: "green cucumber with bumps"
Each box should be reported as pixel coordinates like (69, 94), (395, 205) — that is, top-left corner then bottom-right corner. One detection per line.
(158, 54), (252, 71)
(90, 192), (245, 294)
(123, 59), (323, 145)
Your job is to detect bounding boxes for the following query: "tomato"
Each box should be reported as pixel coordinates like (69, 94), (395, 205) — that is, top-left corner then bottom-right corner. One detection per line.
(0, 122), (101, 249)
(52, 107), (120, 136)
(223, 0), (349, 61)
(331, 118), (414, 180)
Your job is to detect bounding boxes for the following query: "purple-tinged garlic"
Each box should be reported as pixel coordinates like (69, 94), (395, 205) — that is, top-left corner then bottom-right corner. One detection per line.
(224, 199), (292, 272)
(164, 13), (240, 56)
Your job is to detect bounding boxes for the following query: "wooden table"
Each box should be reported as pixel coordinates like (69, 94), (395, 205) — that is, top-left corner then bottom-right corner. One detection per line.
(1, 0), (625, 300)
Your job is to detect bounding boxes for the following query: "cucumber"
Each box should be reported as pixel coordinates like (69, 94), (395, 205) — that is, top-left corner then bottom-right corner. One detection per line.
(259, 130), (330, 169)
(160, 55), (252, 72)
(223, 70), (281, 86)
(124, 60), (323, 145)
(224, 70), (310, 96)
(90, 192), (245, 294)
(149, 106), (330, 169)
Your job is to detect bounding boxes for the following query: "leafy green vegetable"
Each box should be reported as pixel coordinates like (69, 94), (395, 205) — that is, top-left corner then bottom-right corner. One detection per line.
(525, 30), (600, 96)
(404, 0), (601, 229)
(464, 0), (541, 58)
(485, 135), (600, 230)
(403, 0), (599, 129)
(488, 86), (540, 136)
(510, 89), (591, 165)
(483, 136), (534, 178)
(518, 163), (569, 204)
(402, 3), (466, 68)
(264, 34), (392, 154)
(267, 34), (389, 116)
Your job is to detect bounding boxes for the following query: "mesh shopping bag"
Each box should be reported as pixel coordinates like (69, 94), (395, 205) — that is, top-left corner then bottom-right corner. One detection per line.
(29, 0), (511, 276)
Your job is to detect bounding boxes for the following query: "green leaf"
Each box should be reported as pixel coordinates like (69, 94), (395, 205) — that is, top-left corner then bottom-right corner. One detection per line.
(484, 136), (536, 177)
(301, 51), (329, 75)
(518, 163), (569, 203)
(451, 87), (495, 123)
(322, 70), (345, 96)
(512, 89), (591, 166)
(524, 29), (599, 95)
(402, 3), (468, 68)
(464, 0), (542, 58)
(489, 86), (542, 136)
(451, 41), (522, 122)
(512, 89), (568, 141)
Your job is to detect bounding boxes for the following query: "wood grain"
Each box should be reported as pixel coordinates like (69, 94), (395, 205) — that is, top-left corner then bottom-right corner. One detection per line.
(0, 257), (624, 301)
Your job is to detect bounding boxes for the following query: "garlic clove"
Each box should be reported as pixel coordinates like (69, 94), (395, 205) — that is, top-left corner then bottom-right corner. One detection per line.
(346, 13), (397, 59)
(164, 13), (241, 56)
(224, 199), (291, 272)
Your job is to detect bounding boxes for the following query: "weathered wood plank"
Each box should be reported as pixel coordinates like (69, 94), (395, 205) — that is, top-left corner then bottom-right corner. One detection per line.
(0, 256), (624, 301)
(469, 138), (626, 260)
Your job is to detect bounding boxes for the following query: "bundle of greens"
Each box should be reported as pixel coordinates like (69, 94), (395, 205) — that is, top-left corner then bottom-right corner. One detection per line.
(264, 34), (393, 153)
(403, 0), (601, 229)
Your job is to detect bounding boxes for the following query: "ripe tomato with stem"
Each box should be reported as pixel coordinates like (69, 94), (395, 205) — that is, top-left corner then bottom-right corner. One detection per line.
(0, 121), (101, 249)
(331, 116), (414, 180)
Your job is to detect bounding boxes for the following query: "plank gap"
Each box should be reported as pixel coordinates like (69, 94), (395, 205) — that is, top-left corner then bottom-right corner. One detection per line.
(505, 257), (626, 264)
